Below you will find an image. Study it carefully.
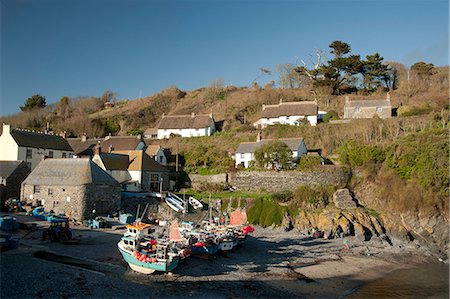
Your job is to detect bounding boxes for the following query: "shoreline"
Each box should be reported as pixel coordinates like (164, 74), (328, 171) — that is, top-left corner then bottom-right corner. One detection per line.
(1, 213), (448, 298)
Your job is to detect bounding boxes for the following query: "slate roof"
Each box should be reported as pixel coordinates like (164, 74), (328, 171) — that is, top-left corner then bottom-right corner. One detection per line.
(67, 138), (102, 156)
(145, 145), (161, 156)
(345, 99), (392, 108)
(114, 150), (169, 172)
(98, 153), (129, 171)
(236, 138), (304, 153)
(101, 136), (143, 151)
(158, 114), (213, 129)
(22, 158), (119, 186)
(68, 136), (143, 156)
(10, 129), (73, 151)
(261, 101), (318, 118)
(0, 161), (27, 179)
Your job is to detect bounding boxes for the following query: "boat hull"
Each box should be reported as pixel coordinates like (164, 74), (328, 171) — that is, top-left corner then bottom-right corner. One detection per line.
(118, 245), (179, 274)
(191, 243), (219, 255)
(218, 240), (234, 251)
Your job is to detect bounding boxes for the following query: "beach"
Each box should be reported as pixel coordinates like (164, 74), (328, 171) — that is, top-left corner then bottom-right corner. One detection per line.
(1, 213), (448, 298)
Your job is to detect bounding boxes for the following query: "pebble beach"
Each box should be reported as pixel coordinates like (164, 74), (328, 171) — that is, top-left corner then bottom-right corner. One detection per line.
(1, 213), (448, 298)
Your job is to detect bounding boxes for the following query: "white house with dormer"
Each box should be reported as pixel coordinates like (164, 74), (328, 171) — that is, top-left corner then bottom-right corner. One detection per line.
(235, 133), (308, 168)
(253, 100), (318, 128)
(0, 124), (74, 171)
(156, 113), (215, 139)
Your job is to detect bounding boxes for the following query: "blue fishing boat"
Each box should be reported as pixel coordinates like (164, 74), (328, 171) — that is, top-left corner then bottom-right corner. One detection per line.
(117, 221), (181, 274)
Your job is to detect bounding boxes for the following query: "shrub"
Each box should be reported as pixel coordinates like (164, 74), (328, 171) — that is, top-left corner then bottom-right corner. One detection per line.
(335, 140), (386, 167)
(323, 110), (339, 122)
(247, 196), (286, 227)
(291, 185), (336, 210)
(297, 155), (322, 171)
(397, 104), (433, 117)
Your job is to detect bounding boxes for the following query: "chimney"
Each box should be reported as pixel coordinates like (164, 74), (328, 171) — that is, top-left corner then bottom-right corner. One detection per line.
(94, 141), (101, 155)
(2, 124), (11, 135)
(345, 95), (350, 103)
(279, 98), (283, 105)
(256, 131), (262, 142)
(162, 113), (165, 118)
(386, 92), (390, 101)
(108, 144), (113, 153)
(81, 133), (87, 142)
(41, 155), (48, 161)
(262, 104), (266, 111)
(191, 112), (196, 118)
(59, 131), (67, 139)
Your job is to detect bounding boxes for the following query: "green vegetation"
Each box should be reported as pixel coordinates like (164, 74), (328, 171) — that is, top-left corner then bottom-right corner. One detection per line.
(290, 185), (337, 210)
(336, 140), (386, 167)
(254, 140), (293, 169)
(20, 94), (47, 111)
(385, 128), (448, 196)
(323, 110), (339, 122)
(247, 196), (287, 227)
(297, 155), (322, 171)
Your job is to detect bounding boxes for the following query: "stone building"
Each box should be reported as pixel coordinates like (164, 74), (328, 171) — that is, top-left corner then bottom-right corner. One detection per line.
(20, 158), (120, 221)
(343, 94), (392, 119)
(0, 160), (31, 205)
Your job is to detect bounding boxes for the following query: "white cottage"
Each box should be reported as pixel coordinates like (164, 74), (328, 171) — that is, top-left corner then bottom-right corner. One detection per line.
(253, 100), (318, 128)
(235, 134), (308, 168)
(0, 124), (73, 171)
(157, 113), (215, 139)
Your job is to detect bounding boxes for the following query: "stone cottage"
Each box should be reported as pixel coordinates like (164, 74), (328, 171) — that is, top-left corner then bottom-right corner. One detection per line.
(0, 160), (31, 205)
(20, 158), (121, 221)
(343, 94), (392, 119)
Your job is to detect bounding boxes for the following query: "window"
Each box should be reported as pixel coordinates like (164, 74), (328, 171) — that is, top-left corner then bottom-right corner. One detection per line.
(354, 107), (361, 113)
(33, 185), (41, 193)
(376, 107), (382, 113)
(159, 156), (163, 163)
(53, 201), (59, 208)
(62, 152), (67, 158)
(240, 153), (245, 159)
(48, 151), (54, 158)
(26, 149), (32, 159)
(48, 188), (53, 195)
(286, 116), (290, 120)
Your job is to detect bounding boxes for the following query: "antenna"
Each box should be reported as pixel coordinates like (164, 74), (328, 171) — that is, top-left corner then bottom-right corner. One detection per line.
(136, 204), (141, 220)
(140, 203), (149, 220)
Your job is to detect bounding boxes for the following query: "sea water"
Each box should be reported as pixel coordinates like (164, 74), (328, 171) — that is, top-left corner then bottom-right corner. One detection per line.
(348, 262), (449, 298)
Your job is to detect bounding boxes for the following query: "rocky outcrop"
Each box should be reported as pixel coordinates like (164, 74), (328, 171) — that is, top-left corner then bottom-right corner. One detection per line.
(293, 207), (392, 246)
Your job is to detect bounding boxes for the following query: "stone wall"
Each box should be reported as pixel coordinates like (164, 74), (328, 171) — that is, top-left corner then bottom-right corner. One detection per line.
(21, 183), (121, 221)
(229, 169), (350, 192)
(188, 173), (228, 188)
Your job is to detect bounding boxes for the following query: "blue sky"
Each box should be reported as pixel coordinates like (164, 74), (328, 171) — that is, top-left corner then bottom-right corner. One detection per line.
(1, 0), (448, 116)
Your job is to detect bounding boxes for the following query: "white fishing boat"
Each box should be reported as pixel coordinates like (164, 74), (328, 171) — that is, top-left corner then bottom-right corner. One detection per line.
(188, 196), (203, 210)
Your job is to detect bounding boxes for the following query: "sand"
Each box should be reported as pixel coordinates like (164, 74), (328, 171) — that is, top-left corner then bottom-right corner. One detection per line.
(1, 212), (448, 298)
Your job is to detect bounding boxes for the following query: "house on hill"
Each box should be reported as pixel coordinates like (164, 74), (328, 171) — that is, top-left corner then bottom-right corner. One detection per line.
(235, 133), (308, 168)
(343, 94), (392, 119)
(157, 113), (215, 139)
(0, 161), (31, 204)
(20, 158), (121, 221)
(0, 124), (74, 170)
(253, 100), (318, 128)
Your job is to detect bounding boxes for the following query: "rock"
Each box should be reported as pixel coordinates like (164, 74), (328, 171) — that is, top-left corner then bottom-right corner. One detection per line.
(333, 189), (357, 209)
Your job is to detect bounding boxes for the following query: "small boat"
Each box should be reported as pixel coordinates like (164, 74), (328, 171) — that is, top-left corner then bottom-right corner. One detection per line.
(188, 196), (203, 210)
(165, 196), (184, 212)
(117, 221), (181, 274)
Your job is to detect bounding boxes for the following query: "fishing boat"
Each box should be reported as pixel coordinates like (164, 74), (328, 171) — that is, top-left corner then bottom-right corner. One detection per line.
(188, 196), (203, 210)
(117, 221), (181, 274)
(117, 205), (184, 274)
(178, 221), (219, 256)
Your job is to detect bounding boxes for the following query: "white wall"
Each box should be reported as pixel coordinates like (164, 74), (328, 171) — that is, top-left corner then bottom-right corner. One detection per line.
(235, 152), (253, 168)
(0, 128), (19, 161)
(258, 115), (317, 128)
